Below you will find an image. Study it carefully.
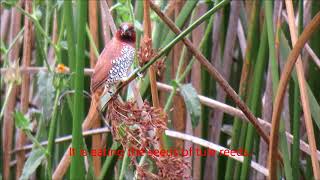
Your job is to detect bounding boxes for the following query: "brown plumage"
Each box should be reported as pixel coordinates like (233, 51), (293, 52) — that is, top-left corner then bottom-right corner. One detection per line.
(87, 22), (136, 126)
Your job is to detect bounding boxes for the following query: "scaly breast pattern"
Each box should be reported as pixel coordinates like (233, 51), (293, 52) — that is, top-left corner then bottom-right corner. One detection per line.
(105, 44), (135, 88)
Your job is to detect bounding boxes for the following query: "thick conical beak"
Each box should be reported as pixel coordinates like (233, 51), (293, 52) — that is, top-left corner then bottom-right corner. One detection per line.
(122, 31), (132, 37)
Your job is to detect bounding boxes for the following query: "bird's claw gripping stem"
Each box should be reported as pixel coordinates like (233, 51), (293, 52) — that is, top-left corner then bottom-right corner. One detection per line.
(136, 70), (143, 78)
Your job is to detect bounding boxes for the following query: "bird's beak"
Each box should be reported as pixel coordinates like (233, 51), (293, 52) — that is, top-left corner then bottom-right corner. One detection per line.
(123, 31), (132, 37)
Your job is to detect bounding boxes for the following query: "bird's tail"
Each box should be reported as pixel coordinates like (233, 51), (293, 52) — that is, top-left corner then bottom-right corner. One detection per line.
(82, 92), (100, 130)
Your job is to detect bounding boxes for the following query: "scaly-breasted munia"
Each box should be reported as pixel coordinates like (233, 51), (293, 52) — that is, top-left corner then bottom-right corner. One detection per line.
(85, 22), (136, 125)
(91, 22), (136, 94)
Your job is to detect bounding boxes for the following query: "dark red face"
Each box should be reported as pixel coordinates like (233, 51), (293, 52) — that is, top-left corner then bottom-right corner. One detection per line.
(116, 23), (136, 43)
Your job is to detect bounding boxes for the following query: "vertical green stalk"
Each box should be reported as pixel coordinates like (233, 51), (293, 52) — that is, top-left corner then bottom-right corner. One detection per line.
(291, 0), (303, 178)
(127, 0), (135, 24)
(240, 21), (268, 180)
(265, 1), (279, 88)
(232, 122), (247, 178)
(46, 88), (61, 179)
(119, 149), (129, 180)
(291, 82), (300, 178)
(86, 25), (99, 58)
(98, 142), (121, 180)
(70, 0), (87, 179)
(63, 0), (76, 121)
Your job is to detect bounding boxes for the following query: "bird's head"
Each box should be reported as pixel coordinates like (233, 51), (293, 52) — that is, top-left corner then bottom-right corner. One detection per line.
(116, 23), (136, 44)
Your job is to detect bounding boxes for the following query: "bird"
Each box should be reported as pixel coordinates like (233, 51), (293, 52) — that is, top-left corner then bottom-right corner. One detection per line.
(83, 22), (136, 135)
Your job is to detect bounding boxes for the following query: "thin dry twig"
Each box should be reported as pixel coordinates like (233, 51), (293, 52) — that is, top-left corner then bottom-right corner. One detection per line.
(237, 19), (246, 60)
(3, 3), (22, 180)
(282, 11), (320, 69)
(99, 0), (111, 44)
(89, 0), (99, 67)
(0, 9), (11, 44)
(89, 0), (101, 176)
(304, 44), (320, 68)
(15, 0), (33, 177)
(143, 0), (162, 148)
(268, 11), (320, 180)
(164, 0), (175, 17)
(170, 0), (187, 161)
(143, 0), (159, 107)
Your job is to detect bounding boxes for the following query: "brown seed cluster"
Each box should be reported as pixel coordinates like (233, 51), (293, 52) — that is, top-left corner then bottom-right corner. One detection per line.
(107, 99), (190, 179)
(138, 38), (155, 66)
(154, 58), (166, 77)
(107, 99), (167, 150)
(152, 156), (191, 180)
(137, 38), (166, 77)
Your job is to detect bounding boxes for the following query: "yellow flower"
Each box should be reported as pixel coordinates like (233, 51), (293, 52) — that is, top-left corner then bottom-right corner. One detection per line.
(55, 64), (69, 74)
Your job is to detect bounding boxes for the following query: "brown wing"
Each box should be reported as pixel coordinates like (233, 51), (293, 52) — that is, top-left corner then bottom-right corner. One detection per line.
(90, 39), (123, 93)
